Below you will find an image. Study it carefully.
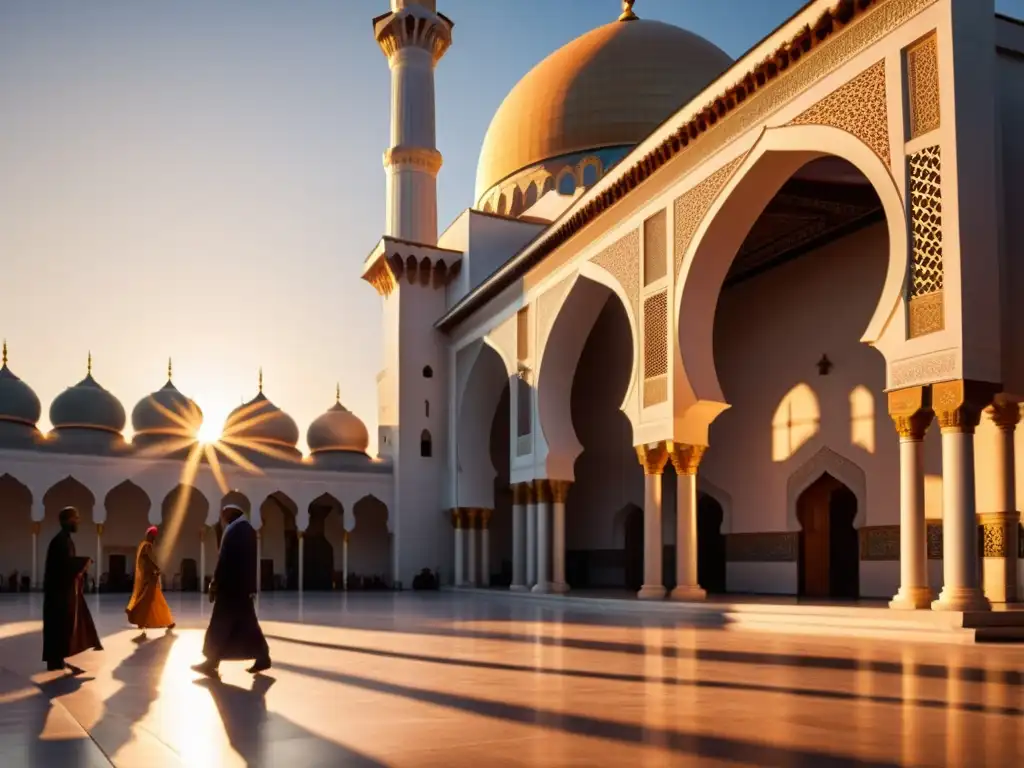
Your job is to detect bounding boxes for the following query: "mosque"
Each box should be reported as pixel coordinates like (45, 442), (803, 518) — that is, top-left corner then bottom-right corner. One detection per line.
(3, 0), (1024, 624)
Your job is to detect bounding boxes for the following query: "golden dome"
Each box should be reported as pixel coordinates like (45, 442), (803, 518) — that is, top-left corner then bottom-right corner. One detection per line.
(475, 18), (732, 203)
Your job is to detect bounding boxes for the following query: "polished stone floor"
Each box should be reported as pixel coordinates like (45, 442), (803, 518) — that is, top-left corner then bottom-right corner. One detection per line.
(0, 591), (1022, 767)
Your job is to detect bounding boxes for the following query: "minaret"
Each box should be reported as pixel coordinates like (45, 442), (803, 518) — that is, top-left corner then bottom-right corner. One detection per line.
(374, 0), (453, 245)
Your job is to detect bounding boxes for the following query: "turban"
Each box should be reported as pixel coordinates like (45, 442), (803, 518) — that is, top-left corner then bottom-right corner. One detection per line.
(221, 503), (245, 515)
(146, 526), (159, 538)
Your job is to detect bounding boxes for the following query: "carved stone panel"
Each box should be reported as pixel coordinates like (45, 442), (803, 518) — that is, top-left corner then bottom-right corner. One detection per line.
(673, 156), (745, 280)
(642, 291), (668, 409)
(591, 229), (640, 321)
(906, 33), (941, 140)
(791, 59), (890, 166)
(725, 532), (798, 562)
(859, 525), (900, 561)
(907, 144), (944, 337)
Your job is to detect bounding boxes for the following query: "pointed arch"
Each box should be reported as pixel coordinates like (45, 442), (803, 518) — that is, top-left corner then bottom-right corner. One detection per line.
(675, 125), (909, 417)
(786, 446), (867, 532)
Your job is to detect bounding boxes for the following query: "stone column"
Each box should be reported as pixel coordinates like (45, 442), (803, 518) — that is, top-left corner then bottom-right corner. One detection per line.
(31, 521), (40, 591)
(888, 386), (935, 609)
(511, 484), (528, 591)
(480, 509), (492, 588)
(95, 523), (104, 594)
(550, 481), (570, 594)
(342, 531), (350, 591)
(668, 443), (707, 601)
(636, 442), (669, 600)
(200, 526), (207, 593)
(298, 532), (305, 594)
(526, 483), (538, 588)
(532, 481), (552, 593)
(979, 399), (1020, 603)
(452, 509), (465, 586)
(466, 508), (479, 587)
(932, 380), (994, 612)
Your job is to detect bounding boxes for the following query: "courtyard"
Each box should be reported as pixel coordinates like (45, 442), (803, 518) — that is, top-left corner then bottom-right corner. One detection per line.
(0, 592), (1020, 766)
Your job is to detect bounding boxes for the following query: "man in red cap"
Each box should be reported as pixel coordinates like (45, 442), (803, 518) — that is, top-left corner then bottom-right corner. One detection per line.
(125, 525), (175, 639)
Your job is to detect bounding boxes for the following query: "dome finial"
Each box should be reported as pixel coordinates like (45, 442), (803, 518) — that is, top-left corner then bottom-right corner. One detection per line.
(335, 382), (341, 404)
(87, 351), (92, 375)
(167, 357), (173, 382)
(258, 367), (263, 394)
(1, 339), (7, 367)
(619, 0), (638, 21)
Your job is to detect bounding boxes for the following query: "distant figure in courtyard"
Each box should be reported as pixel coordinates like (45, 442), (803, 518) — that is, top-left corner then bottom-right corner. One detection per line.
(125, 526), (175, 639)
(42, 506), (102, 673)
(192, 503), (271, 678)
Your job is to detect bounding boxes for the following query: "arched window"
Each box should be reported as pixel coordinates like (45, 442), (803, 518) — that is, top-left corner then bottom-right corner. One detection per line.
(524, 182), (538, 209)
(425, 399), (430, 418)
(558, 172), (576, 196)
(582, 163), (599, 188)
(497, 194), (507, 215)
(420, 429), (432, 457)
(422, 365), (433, 378)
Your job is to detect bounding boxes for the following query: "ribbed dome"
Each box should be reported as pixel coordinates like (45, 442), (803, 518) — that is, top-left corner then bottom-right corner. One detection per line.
(0, 343), (41, 428)
(475, 16), (732, 203)
(132, 361), (203, 442)
(50, 357), (126, 434)
(223, 379), (299, 451)
(307, 389), (370, 455)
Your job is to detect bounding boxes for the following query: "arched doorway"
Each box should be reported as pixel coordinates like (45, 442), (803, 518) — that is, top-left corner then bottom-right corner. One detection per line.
(304, 494), (343, 591)
(697, 493), (727, 594)
(797, 473), (859, 599)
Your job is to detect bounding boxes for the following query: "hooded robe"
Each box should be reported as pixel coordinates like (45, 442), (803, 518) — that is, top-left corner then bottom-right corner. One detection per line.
(42, 528), (102, 664)
(202, 516), (269, 662)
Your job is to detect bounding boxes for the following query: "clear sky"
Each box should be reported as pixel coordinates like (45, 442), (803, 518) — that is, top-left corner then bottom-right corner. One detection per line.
(1, 0), (1021, 454)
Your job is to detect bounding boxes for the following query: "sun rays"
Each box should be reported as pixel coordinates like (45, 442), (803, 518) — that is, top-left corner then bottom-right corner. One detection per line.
(129, 392), (305, 559)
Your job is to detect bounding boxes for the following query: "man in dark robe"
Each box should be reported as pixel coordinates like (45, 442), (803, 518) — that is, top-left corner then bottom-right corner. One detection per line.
(192, 503), (271, 678)
(42, 506), (103, 673)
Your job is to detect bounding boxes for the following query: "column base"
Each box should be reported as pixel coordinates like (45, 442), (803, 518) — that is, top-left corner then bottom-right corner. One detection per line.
(637, 584), (666, 600)
(669, 585), (707, 602)
(510, 584), (530, 592)
(531, 582), (551, 594)
(889, 586), (934, 610)
(932, 587), (991, 612)
(549, 581), (570, 594)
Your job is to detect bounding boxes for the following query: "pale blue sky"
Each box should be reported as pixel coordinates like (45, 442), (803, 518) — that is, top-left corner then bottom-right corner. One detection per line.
(1, 0), (1020, 452)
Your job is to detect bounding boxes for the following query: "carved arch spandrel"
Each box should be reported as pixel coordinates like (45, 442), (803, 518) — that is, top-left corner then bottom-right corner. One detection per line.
(589, 228), (640, 322)
(673, 155), (747, 281)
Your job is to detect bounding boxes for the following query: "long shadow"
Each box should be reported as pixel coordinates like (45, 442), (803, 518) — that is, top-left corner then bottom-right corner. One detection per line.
(194, 675), (384, 767)
(336, 621), (1024, 686)
(86, 632), (178, 760)
(273, 660), (898, 767)
(265, 634), (1024, 718)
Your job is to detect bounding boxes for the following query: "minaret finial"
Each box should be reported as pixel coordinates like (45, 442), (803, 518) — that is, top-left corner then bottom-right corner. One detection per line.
(1, 339), (7, 367)
(167, 357), (173, 381)
(619, 0), (638, 21)
(87, 351), (92, 375)
(335, 382), (341, 404)
(258, 367), (263, 393)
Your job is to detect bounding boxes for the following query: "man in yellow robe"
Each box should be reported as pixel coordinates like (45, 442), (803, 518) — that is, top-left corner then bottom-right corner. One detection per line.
(126, 526), (175, 638)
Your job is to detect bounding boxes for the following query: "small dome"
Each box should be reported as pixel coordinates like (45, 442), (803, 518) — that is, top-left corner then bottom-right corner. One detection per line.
(223, 372), (299, 452)
(132, 360), (203, 443)
(475, 15), (732, 203)
(0, 342), (42, 428)
(307, 387), (370, 455)
(50, 355), (126, 434)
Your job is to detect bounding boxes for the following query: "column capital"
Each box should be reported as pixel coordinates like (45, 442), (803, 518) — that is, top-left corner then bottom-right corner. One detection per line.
(667, 443), (706, 476)
(450, 508), (463, 529)
(549, 480), (572, 504)
(466, 507), (479, 527)
(480, 509), (492, 528)
(31, 521), (41, 535)
(888, 385), (934, 440)
(986, 398), (1021, 432)
(932, 379), (1000, 434)
(343, 531), (350, 544)
(534, 480), (552, 504)
(512, 483), (527, 506)
(524, 482), (537, 504)
(95, 523), (105, 536)
(635, 442), (669, 475)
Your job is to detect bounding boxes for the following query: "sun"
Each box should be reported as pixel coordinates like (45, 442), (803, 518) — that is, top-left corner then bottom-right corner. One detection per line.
(197, 419), (223, 444)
